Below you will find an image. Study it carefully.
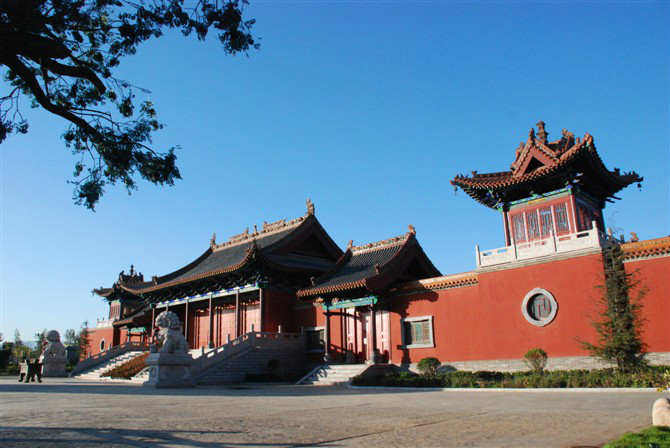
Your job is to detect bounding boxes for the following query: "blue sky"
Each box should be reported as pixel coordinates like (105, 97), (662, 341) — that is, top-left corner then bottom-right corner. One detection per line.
(1, 1), (668, 340)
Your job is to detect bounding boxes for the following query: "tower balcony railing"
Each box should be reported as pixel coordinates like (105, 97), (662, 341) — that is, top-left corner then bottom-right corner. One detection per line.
(476, 221), (608, 268)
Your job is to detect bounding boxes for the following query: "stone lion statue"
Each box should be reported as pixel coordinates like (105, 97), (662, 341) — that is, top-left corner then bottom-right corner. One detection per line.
(154, 311), (189, 354)
(41, 330), (67, 358)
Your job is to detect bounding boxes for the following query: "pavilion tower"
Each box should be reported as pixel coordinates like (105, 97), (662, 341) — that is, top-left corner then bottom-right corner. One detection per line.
(451, 121), (642, 266)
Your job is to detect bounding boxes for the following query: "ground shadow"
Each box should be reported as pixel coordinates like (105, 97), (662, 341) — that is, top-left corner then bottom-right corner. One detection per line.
(0, 425), (346, 447)
(0, 378), (432, 398)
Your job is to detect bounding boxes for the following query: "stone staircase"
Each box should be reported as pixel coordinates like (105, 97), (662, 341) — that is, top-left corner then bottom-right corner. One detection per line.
(298, 364), (368, 385)
(74, 352), (145, 380)
(194, 332), (305, 386)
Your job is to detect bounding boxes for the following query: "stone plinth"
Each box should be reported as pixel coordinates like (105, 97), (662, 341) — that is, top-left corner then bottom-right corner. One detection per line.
(652, 398), (670, 427)
(143, 353), (194, 388)
(40, 355), (68, 377)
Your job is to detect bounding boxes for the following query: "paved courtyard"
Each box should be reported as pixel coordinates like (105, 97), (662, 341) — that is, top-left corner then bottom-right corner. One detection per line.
(0, 377), (664, 447)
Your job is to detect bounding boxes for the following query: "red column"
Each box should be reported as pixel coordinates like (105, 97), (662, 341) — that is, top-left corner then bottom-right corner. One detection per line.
(259, 289), (264, 332)
(235, 290), (240, 338)
(208, 295), (214, 348)
(184, 302), (189, 346)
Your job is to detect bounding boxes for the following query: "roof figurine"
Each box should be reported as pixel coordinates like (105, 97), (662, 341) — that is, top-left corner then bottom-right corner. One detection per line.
(451, 121), (643, 209)
(297, 226), (440, 300)
(306, 198), (315, 215)
(536, 120), (548, 143)
(94, 204), (343, 302)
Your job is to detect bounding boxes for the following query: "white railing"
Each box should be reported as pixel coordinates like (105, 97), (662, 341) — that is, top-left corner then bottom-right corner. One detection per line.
(192, 331), (303, 375)
(477, 221), (608, 268)
(70, 341), (150, 377)
(96, 318), (117, 328)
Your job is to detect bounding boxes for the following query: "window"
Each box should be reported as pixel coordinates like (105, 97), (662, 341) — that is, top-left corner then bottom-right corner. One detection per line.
(539, 207), (553, 236)
(400, 316), (434, 348)
(512, 214), (526, 242)
(526, 211), (540, 240)
(527, 294), (552, 319)
(554, 203), (570, 233)
(100, 339), (106, 351)
(521, 288), (558, 327)
(305, 327), (324, 352)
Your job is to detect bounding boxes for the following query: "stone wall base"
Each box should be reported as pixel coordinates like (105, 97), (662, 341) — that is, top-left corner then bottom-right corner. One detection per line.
(399, 352), (670, 373)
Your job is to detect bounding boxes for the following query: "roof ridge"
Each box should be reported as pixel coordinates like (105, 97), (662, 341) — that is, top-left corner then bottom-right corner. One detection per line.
(350, 227), (414, 254)
(210, 199), (316, 251)
(210, 215), (306, 252)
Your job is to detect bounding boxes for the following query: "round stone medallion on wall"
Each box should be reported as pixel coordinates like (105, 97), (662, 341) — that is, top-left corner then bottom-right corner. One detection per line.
(521, 288), (558, 326)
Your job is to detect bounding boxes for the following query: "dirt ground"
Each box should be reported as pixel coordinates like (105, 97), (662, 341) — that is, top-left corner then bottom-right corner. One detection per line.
(0, 377), (665, 447)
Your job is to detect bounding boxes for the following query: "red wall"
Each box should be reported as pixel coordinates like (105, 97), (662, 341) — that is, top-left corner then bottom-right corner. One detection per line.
(385, 252), (669, 364)
(624, 256), (670, 353)
(388, 253), (607, 364)
(85, 326), (115, 357)
(264, 289), (297, 333)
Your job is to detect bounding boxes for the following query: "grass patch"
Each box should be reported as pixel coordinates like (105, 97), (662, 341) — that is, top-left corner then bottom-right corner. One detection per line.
(604, 426), (670, 448)
(351, 366), (670, 388)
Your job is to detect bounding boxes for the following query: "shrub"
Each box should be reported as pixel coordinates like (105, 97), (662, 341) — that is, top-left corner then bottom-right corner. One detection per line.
(417, 357), (441, 377)
(351, 365), (670, 389)
(524, 348), (548, 373)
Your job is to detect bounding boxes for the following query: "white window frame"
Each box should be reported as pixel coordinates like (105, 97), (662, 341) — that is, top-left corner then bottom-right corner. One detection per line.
(303, 326), (325, 353)
(400, 315), (435, 349)
(99, 339), (106, 351)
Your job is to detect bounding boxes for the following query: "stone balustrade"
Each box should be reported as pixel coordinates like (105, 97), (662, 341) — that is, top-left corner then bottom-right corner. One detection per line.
(476, 221), (608, 268)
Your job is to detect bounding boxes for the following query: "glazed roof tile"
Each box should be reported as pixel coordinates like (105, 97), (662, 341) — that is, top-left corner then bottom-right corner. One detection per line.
(95, 202), (342, 298)
(451, 124), (643, 208)
(621, 236), (670, 260)
(297, 227), (441, 298)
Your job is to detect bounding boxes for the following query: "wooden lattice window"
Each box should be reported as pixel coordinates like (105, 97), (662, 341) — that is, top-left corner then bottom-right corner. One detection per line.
(403, 320), (431, 345)
(512, 214), (526, 242)
(577, 204), (598, 231)
(539, 207), (553, 236)
(526, 211), (540, 240)
(553, 203), (570, 233)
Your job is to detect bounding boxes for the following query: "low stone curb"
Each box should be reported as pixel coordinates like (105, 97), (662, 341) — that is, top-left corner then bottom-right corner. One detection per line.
(348, 385), (663, 393)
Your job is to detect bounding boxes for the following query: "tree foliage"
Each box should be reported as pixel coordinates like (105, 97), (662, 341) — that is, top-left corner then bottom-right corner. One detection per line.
(524, 348), (548, 374)
(34, 328), (47, 357)
(13, 329), (22, 345)
(63, 328), (78, 346)
(1, 0), (258, 209)
(78, 320), (90, 357)
(581, 244), (648, 371)
(417, 356), (441, 378)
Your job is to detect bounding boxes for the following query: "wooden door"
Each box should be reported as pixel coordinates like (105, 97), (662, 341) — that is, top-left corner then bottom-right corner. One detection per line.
(216, 307), (236, 345)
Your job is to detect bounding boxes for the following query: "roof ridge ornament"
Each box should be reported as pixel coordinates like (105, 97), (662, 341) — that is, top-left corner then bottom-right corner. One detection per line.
(210, 233), (216, 248)
(306, 198), (315, 216)
(536, 120), (548, 143)
(408, 224), (416, 235)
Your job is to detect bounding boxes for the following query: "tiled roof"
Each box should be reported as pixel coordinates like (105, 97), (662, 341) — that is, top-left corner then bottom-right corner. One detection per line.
(95, 202), (342, 298)
(390, 271), (478, 293)
(621, 236), (670, 260)
(451, 123), (642, 208)
(297, 227), (441, 298)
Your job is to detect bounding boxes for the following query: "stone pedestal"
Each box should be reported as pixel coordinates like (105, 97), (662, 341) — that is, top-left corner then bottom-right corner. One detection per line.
(40, 355), (68, 377)
(143, 353), (195, 388)
(652, 397), (670, 427)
